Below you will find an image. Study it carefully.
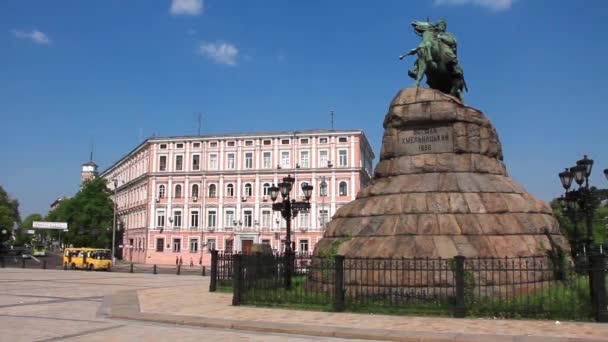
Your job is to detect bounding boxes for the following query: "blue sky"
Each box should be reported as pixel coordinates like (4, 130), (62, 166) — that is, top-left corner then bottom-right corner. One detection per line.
(1, 0), (607, 218)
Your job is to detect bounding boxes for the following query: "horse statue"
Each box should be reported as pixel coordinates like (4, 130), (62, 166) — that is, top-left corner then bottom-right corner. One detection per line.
(399, 19), (467, 102)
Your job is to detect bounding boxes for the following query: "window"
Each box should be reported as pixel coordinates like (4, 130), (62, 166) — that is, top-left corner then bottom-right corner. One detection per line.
(210, 141), (218, 147)
(192, 155), (200, 170)
(176, 143), (184, 148)
(226, 183), (234, 197)
(191, 210), (199, 227)
(174, 184), (182, 198)
(319, 137), (328, 144)
(191, 184), (199, 198)
(156, 238), (164, 252)
(245, 152), (253, 169)
(193, 142), (200, 148)
(262, 239), (271, 245)
(319, 209), (329, 228)
(244, 210), (253, 227)
(263, 183), (270, 196)
(299, 239), (309, 253)
(208, 184), (217, 197)
(245, 140), (253, 146)
(262, 210), (271, 227)
(227, 153), (235, 169)
(159, 156), (167, 171)
(263, 140), (271, 145)
(190, 238), (198, 252)
(227, 141), (235, 147)
(225, 209), (235, 227)
(281, 139), (290, 145)
(173, 210), (182, 227)
(207, 238), (216, 251)
(159, 144), (167, 149)
(339, 150), (347, 167)
(299, 212), (309, 228)
(300, 138), (309, 144)
(281, 151), (290, 168)
(319, 150), (329, 167)
(244, 183), (252, 197)
(263, 152), (271, 169)
(339, 137), (348, 143)
(156, 210), (165, 227)
(300, 151), (309, 168)
(225, 239), (233, 253)
(158, 185), (166, 198)
(339, 181), (348, 196)
(173, 238), (181, 252)
(209, 154), (218, 170)
(207, 210), (217, 227)
(175, 155), (183, 171)
(320, 181), (328, 196)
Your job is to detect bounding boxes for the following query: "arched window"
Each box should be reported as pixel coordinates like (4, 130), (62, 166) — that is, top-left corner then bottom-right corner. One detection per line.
(158, 185), (166, 198)
(320, 181), (328, 196)
(263, 183), (270, 196)
(244, 183), (252, 197)
(208, 184), (217, 198)
(191, 184), (199, 198)
(226, 183), (235, 197)
(339, 181), (348, 196)
(174, 184), (182, 198)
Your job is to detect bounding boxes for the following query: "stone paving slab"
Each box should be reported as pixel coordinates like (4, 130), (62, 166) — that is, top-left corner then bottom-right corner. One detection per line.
(108, 279), (608, 342)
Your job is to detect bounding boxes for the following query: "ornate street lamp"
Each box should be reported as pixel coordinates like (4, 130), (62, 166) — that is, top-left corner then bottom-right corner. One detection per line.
(270, 175), (313, 288)
(558, 155), (601, 255)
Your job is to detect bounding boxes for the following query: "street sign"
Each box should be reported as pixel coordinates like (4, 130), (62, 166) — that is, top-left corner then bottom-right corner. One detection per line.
(26, 230), (35, 234)
(33, 221), (68, 229)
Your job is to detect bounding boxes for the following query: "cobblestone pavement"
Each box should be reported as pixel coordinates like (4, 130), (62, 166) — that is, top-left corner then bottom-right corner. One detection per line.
(138, 280), (608, 342)
(0, 269), (371, 341)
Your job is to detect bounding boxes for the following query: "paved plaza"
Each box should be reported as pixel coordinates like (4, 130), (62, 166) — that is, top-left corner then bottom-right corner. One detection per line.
(1, 268), (608, 341)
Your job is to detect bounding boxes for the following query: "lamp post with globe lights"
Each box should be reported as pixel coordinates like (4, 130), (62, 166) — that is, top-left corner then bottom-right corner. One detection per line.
(269, 175), (313, 288)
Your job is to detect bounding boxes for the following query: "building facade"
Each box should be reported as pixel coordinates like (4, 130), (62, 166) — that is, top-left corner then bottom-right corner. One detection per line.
(99, 130), (374, 266)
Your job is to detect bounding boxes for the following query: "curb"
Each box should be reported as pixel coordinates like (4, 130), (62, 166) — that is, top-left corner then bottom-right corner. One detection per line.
(108, 290), (606, 342)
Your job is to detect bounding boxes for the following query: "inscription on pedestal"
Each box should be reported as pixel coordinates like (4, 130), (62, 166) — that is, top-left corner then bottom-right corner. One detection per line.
(397, 125), (453, 155)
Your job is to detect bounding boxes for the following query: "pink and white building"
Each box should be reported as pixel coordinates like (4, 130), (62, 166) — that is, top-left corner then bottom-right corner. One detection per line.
(99, 130), (374, 266)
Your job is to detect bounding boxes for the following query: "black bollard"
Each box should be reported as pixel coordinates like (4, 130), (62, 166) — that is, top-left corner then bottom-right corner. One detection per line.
(153, 264), (157, 274)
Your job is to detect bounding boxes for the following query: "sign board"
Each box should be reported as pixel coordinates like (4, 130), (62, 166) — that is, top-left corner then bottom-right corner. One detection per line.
(33, 221), (68, 230)
(26, 230), (35, 234)
(397, 125), (453, 155)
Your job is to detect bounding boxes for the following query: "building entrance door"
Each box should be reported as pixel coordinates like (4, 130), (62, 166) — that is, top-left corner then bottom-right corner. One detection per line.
(241, 239), (253, 254)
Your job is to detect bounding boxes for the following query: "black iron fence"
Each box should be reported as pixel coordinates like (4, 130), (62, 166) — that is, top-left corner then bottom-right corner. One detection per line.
(211, 252), (608, 322)
(110, 263), (208, 276)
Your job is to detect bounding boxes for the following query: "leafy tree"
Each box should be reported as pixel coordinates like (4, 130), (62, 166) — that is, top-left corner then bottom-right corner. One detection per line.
(15, 213), (43, 245)
(46, 178), (114, 248)
(0, 185), (20, 246)
(551, 198), (608, 247)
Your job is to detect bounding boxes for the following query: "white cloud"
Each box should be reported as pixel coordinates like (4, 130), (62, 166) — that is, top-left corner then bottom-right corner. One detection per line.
(198, 42), (238, 66)
(170, 0), (203, 16)
(12, 29), (52, 45)
(433, 0), (513, 11)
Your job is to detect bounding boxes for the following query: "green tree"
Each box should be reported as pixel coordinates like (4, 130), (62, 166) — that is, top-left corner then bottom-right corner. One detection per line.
(0, 185), (21, 246)
(551, 199), (608, 246)
(15, 213), (43, 245)
(46, 178), (114, 248)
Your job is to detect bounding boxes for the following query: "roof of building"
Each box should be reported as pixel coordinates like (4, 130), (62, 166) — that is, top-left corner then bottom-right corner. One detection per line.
(82, 161), (98, 167)
(99, 128), (374, 177)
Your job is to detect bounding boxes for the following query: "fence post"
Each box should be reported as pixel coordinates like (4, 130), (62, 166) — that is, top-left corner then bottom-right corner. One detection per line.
(232, 254), (242, 306)
(202, 265), (206, 277)
(454, 255), (467, 318)
(177, 264), (181, 275)
(589, 253), (608, 322)
(42, 260), (47, 270)
(334, 255), (345, 312)
(130, 263), (134, 273)
(209, 250), (218, 292)
(21, 258), (26, 268)
(153, 264), (157, 274)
